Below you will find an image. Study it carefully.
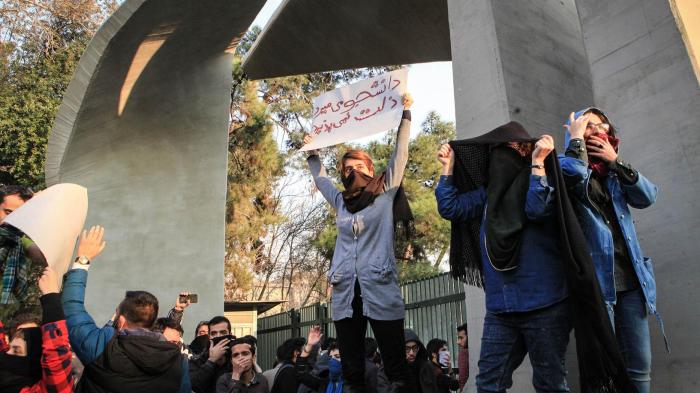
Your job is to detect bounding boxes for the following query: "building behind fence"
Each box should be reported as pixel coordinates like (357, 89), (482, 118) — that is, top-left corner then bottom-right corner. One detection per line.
(256, 272), (468, 370)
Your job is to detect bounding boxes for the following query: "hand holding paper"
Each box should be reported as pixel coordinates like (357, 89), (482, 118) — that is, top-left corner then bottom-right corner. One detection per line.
(38, 267), (61, 295)
(3, 183), (88, 276)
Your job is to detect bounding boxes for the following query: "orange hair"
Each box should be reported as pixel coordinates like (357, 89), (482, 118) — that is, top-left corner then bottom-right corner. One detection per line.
(341, 150), (374, 176)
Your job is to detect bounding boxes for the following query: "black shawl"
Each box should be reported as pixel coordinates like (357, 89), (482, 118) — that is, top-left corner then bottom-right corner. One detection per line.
(448, 121), (637, 392)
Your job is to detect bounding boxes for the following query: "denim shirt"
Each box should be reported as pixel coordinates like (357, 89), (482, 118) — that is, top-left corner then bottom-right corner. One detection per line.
(559, 155), (662, 316)
(435, 175), (568, 313)
(307, 116), (410, 321)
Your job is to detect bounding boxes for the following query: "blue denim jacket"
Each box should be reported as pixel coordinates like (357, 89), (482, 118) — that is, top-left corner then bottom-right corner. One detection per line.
(435, 175), (568, 313)
(558, 154), (669, 352)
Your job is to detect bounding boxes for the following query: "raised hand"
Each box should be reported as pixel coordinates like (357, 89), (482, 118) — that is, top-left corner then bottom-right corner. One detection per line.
(77, 225), (106, 261)
(437, 143), (455, 175)
(532, 134), (555, 164)
(302, 134), (320, 156)
(306, 325), (323, 347)
(402, 93), (414, 110)
(175, 292), (192, 312)
(38, 267), (60, 295)
(564, 112), (590, 140)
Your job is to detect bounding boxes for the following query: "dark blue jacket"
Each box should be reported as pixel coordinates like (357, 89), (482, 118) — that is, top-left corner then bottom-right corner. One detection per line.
(435, 175), (568, 313)
(61, 268), (191, 393)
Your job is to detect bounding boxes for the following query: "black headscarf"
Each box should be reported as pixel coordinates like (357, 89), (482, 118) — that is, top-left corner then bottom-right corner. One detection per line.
(448, 121), (637, 392)
(484, 145), (531, 271)
(447, 121), (535, 284)
(341, 169), (414, 240)
(0, 327), (43, 393)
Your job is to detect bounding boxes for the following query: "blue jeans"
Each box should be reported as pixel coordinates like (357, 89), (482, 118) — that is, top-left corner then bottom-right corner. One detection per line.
(607, 288), (652, 393)
(476, 300), (571, 393)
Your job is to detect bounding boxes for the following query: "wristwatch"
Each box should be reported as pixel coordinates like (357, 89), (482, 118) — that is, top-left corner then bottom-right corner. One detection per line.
(74, 256), (91, 266)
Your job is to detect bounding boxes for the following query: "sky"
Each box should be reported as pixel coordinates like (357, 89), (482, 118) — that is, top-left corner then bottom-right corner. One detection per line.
(249, 0), (457, 141)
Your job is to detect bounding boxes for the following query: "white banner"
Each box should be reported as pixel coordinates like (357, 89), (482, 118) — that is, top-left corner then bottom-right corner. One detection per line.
(5, 183), (88, 276)
(301, 68), (408, 151)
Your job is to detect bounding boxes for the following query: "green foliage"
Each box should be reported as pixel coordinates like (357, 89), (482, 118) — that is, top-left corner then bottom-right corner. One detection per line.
(0, 29), (90, 187)
(224, 56), (285, 299)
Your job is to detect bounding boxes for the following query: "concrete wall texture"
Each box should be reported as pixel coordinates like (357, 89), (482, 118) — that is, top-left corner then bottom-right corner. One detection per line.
(47, 0), (265, 336)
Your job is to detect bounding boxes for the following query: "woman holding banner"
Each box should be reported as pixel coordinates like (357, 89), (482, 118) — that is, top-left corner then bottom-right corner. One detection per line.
(302, 93), (414, 393)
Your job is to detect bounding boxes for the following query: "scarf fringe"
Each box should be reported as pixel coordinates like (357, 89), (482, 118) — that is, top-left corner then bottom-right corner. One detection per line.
(580, 374), (639, 393)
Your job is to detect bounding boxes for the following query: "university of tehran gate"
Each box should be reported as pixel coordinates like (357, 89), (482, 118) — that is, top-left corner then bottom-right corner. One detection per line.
(48, 0), (699, 391)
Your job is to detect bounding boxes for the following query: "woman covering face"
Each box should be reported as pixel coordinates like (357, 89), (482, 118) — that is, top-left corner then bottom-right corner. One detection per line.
(302, 94), (415, 393)
(560, 108), (664, 393)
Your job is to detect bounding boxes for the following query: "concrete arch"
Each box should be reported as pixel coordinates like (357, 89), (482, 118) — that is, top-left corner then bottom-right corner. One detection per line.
(46, 0), (266, 334)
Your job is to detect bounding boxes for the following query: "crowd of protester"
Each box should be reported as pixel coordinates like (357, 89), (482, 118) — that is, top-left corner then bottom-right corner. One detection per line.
(1, 100), (660, 393)
(0, 202), (468, 393)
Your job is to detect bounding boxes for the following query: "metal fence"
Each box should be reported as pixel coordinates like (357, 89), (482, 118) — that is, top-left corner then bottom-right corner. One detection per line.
(256, 272), (467, 370)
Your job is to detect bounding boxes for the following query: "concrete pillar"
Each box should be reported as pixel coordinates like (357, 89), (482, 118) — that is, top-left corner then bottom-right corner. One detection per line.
(575, 0), (700, 391)
(448, 1), (593, 391)
(448, 0), (593, 143)
(46, 0), (265, 336)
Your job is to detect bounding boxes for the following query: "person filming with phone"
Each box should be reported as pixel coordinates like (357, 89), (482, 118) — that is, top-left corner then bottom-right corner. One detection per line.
(189, 316), (236, 393)
(424, 339), (459, 393)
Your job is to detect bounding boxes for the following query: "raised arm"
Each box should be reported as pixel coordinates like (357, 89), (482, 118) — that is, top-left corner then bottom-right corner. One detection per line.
(435, 143), (486, 222)
(27, 267), (74, 393)
(525, 135), (556, 220)
(306, 154), (343, 211)
(61, 225), (114, 365)
(384, 94), (413, 190)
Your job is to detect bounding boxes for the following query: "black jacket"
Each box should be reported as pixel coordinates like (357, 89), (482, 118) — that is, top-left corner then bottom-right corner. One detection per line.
(76, 334), (184, 393)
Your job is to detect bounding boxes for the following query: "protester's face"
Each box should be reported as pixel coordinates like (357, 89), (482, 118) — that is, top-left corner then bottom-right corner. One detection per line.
(342, 158), (373, 178)
(457, 330), (467, 349)
(209, 322), (229, 338)
(582, 113), (609, 140)
(163, 327), (182, 346)
(329, 348), (341, 361)
(231, 343), (254, 371)
(8, 336), (27, 356)
(405, 341), (419, 363)
(0, 194), (26, 222)
(197, 325), (209, 337)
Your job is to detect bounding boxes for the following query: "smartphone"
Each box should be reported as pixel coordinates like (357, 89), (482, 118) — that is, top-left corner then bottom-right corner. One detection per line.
(439, 351), (451, 373)
(179, 293), (198, 304)
(212, 334), (236, 352)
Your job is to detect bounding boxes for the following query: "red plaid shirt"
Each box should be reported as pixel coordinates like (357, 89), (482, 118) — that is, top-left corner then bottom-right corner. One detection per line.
(0, 320), (8, 353)
(21, 320), (74, 393)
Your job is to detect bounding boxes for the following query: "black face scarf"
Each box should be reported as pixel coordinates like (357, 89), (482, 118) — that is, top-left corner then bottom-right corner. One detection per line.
(341, 169), (414, 240)
(447, 121), (536, 284)
(484, 145), (531, 271)
(0, 327), (43, 393)
(449, 121), (637, 392)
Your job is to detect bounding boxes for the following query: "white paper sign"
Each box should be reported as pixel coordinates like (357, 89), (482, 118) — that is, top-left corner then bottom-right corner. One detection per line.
(301, 68), (408, 151)
(5, 183), (88, 275)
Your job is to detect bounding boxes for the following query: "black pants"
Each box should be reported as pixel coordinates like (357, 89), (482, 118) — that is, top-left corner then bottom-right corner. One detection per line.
(334, 281), (413, 393)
